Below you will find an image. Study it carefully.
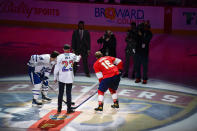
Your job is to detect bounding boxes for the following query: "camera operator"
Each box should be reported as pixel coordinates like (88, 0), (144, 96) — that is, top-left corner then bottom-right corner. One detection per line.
(122, 22), (139, 79)
(135, 21), (153, 84)
(97, 30), (117, 57)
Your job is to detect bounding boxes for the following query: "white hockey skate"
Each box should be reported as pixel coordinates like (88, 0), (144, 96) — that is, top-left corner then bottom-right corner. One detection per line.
(32, 99), (43, 107)
(42, 93), (52, 102)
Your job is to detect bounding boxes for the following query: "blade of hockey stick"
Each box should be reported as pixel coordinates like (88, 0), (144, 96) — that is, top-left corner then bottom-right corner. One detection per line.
(72, 90), (97, 109)
(47, 82), (98, 109)
(71, 83), (98, 109)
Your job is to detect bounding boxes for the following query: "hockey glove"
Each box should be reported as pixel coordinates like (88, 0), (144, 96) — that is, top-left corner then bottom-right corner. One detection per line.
(43, 80), (49, 86)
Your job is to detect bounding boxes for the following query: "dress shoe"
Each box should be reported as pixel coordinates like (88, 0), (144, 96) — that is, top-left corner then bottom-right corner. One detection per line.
(57, 109), (61, 114)
(86, 74), (91, 77)
(131, 73), (135, 79)
(142, 80), (147, 84)
(67, 109), (75, 114)
(135, 78), (141, 83)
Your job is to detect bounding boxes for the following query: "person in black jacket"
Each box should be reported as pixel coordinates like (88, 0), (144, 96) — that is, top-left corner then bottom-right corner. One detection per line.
(122, 22), (139, 79)
(135, 22), (153, 84)
(71, 21), (91, 77)
(97, 30), (117, 57)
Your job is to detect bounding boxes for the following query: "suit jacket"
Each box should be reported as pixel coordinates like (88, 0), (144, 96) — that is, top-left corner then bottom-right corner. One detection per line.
(71, 29), (90, 55)
(138, 29), (153, 56)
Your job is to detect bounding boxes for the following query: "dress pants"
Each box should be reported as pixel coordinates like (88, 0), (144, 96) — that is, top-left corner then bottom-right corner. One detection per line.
(135, 54), (149, 80)
(58, 82), (72, 111)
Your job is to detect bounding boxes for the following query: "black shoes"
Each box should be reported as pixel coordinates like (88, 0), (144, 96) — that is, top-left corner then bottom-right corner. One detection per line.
(57, 107), (61, 113)
(86, 73), (91, 77)
(135, 79), (147, 84)
(67, 108), (75, 114)
(142, 80), (147, 84)
(65, 101), (75, 105)
(131, 73), (135, 79)
(94, 103), (103, 111)
(135, 78), (141, 83)
(57, 108), (75, 114)
(111, 101), (119, 108)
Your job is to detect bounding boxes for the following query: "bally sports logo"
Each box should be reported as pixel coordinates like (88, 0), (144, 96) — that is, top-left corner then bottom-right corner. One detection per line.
(0, 0), (60, 18)
(95, 7), (145, 24)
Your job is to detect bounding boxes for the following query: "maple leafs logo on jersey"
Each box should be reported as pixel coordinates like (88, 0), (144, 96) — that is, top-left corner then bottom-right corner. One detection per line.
(41, 67), (51, 74)
(39, 56), (44, 60)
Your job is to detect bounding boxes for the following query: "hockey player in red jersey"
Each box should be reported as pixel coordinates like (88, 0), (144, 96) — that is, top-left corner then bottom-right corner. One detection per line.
(93, 51), (123, 111)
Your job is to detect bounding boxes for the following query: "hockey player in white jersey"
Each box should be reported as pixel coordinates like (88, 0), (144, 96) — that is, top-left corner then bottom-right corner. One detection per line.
(54, 44), (81, 113)
(28, 51), (60, 106)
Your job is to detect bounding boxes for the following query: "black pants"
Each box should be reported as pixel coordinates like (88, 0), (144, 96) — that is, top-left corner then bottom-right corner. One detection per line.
(58, 82), (72, 111)
(135, 54), (149, 80)
(74, 53), (89, 75)
(123, 52), (136, 76)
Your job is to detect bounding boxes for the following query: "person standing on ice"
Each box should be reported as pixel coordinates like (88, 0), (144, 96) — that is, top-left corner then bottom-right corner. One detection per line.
(93, 51), (123, 111)
(71, 21), (91, 77)
(54, 44), (81, 114)
(27, 51), (60, 106)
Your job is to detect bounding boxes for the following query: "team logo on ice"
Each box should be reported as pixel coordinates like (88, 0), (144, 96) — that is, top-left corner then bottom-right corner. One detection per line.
(0, 82), (197, 130)
(75, 85), (197, 131)
(49, 114), (68, 120)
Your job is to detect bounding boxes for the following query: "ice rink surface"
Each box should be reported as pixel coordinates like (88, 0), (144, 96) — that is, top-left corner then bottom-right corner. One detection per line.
(0, 74), (197, 131)
(0, 26), (197, 130)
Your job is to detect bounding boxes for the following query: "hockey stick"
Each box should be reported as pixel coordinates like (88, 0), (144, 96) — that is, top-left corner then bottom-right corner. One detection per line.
(47, 84), (97, 109)
(71, 83), (99, 109)
(46, 78), (98, 109)
(72, 90), (97, 109)
(38, 75), (74, 105)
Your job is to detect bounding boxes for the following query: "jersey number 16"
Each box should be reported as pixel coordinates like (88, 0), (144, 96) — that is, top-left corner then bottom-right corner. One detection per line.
(101, 60), (114, 69)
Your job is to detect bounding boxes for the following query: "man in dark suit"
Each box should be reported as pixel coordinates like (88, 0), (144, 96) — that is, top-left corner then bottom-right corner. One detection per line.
(135, 22), (153, 84)
(122, 22), (138, 79)
(72, 21), (91, 77)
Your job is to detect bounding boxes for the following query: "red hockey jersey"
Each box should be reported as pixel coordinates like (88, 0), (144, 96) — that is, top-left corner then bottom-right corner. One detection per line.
(93, 56), (123, 82)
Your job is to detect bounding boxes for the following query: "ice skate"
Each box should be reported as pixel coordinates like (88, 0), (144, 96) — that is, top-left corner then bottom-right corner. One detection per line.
(42, 92), (52, 102)
(111, 101), (119, 108)
(94, 104), (103, 111)
(32, 99), (42, 107)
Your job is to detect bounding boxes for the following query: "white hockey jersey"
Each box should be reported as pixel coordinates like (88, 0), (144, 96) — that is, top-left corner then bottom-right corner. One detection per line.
(54, 53), (81, 83)
(27, 54), (55, 77)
